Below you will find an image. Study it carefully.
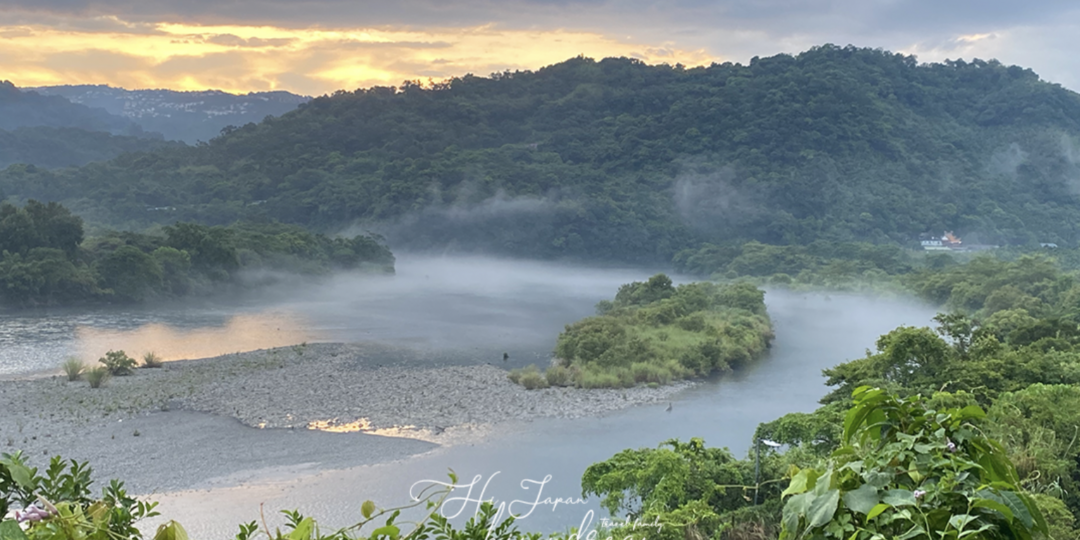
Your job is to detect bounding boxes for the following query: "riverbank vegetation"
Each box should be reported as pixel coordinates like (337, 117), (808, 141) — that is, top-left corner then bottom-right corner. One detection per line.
(0, 200), (394, 308)
(511, 274), (773, 389)
(582, 257), (1080, 540)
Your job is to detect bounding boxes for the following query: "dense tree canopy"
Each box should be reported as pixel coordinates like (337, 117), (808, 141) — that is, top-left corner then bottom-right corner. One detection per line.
(0, 201), (395, 308)
(3, 46), (1080, 262)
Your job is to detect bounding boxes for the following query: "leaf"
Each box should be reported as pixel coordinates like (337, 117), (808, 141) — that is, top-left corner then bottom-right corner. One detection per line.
(806, 489), (841, 529)
(882, 489), (916, 507)
(866, 504), (889, 521)
(843, 484), (880, 515)
(362, 500), (376, 519)
(958, 405), (986, 420)
(897, 524), (926, 540)
(0, 520), (29, 540)
(152, 521), (191, 540)
(371, 525), (400, 539)
(783, 469), (818, 498)
(999, 492), (1034, 530)
(958, 524), (993, 538)
(3, 462), (34, 491)
(286, 517), (315, 540)
(972, 498), (1013, 522)
(782, 492), (813, 533)
(948, 514), (975, 531)
(1022, 492), (1050, 536)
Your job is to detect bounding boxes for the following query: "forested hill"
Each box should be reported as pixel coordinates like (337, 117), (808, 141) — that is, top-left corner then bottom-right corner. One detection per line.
(0, 81), (151, 137)
(3, 45), (1080, 263)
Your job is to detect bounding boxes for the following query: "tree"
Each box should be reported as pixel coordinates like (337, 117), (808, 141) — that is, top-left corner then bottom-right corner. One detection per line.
(96, 246), (163, 301)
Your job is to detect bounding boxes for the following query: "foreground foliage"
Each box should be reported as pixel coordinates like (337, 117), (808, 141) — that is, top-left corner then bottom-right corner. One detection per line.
(780, 387), (1046, 540)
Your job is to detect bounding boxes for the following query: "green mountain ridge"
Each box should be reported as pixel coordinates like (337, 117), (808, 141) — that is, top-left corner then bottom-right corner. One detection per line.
(3, 45), (1080, 262)
(0, 126), (181, 170)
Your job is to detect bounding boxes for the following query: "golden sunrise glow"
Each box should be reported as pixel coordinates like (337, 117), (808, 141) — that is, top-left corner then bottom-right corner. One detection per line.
(74, 312), (322, 363)
(0, 16), (716, 94)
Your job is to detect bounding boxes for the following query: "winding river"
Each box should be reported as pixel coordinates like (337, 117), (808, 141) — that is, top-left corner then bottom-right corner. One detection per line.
(0, 256), (939, 537)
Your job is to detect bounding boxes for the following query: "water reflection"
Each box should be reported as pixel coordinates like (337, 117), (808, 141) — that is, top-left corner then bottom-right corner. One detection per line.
(74, 312), (322, 365)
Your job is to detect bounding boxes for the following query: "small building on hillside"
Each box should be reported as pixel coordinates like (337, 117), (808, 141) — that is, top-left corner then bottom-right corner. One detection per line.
(920, 231), (997, 252)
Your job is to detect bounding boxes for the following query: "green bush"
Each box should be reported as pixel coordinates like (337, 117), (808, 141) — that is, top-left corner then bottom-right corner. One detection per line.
(86, 366), (111, 388)
(516, 366), (549, 390)
(99, 350), (136, 375)
(61, 357), (84, 381)
(545, 365), (574, 387)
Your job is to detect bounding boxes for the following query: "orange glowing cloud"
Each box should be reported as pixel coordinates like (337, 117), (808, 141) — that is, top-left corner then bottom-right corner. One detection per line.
(0, 16), (717, 94)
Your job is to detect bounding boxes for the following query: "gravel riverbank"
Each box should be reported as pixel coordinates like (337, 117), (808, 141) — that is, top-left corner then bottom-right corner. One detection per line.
(0, 342), (691, 494)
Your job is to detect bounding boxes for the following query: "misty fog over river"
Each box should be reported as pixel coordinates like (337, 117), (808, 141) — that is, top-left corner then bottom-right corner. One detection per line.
(1, 256), (939, 536)
(0, 256), (666, 376)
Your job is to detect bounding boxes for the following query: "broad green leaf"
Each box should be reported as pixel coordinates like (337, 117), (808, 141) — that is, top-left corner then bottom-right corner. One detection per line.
(362, 500), (376, 519)
(4, 462), (34, 490)
(999, 492), (1034, 530)
(959, 405), (986, 419)
(1017, 492), (1049, 535)
(286, 517), (314, 540)
(784, 469), (821, 498)
(972, 498), (1013, 522)
(806, 489), (841, 529)
(371, 525), (400, 539)
(152, 521), (191, 540)
(866, 504), (889, 521)
(843, 484), (879, 515)
(782, 492), (813, 533)
(0, 520), (29, 540)
(882, 489), (916, 507)
(862, 471), (891, 489)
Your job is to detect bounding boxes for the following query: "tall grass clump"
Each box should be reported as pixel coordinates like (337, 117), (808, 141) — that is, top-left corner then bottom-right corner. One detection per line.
(86, 366), (111, 388)
(61, 357), (85, 381)
(509, 365), (549, 390)
(142, 351), (164, 368)
(545, 365), (574, 387)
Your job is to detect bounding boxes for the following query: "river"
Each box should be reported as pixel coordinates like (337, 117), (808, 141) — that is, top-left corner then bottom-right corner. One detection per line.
(0, 256), (939, 537)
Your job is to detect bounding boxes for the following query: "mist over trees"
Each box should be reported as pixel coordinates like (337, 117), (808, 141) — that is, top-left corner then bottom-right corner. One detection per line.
(2, 45), (1080, 262)
(0, 200), (394, 307)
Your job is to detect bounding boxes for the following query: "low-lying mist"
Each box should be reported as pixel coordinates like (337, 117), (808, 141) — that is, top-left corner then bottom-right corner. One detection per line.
(246, 254), (672, 365)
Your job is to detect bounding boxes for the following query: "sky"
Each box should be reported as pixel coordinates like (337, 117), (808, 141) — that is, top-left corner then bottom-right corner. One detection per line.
(0, 1), (1077, 95)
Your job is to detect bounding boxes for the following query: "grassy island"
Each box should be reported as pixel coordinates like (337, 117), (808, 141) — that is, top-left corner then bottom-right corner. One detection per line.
(511, 274), (773, 389)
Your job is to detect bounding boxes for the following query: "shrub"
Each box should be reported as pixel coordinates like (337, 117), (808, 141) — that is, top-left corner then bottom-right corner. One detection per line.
(99, 349), (137, 375)
(545, 365), (574, 387)
(142, 351), (164, 368)
(631, 362), (673, 385)
(577, 370), (622, 389)
(61, 357), (85, 381)
(86, 366), (111, 388)
(517, 366), (549, 390)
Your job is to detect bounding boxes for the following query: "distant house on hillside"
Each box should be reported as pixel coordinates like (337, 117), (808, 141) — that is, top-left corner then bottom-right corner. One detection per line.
(920, 231), (997, 252)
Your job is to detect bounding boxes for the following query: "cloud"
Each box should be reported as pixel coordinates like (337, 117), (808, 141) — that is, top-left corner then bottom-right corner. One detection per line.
(204, 33), (295, 48)
(1, 1), (1080, 93)
(0, 17), (714, 93)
